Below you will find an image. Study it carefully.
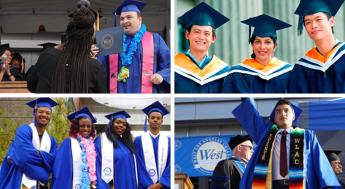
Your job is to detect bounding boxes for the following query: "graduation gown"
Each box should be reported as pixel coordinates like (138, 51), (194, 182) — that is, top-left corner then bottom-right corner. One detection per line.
(210, 158), (245, 189)
(94, 136), (137, 189)
(98, 31), (171, 93)
(232, 99), (341, 189)
(134, 134), (171, 189)
(222, 57), (292, 93)
(288, 41), (345, 93)
(27, 47), (107, 93)
(175, 53), (230, 93)
(0, 125), (58, 189)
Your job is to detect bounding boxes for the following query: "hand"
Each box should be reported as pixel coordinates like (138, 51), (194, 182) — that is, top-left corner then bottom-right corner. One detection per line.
(90, 44), (99, 59)
(148, 183), (163, 189)
(150, 73), (163, 85)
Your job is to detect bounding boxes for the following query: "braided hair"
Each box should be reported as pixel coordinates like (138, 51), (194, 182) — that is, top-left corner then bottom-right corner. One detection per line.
(52, 7), (95, 93)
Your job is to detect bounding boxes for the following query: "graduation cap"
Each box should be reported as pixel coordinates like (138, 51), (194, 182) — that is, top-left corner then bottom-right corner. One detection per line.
(142, 101), (169, 131)
(294, 0), (345, 34)
(105, 111), (131, 121)
(0, 43), (10, 54)
(324, 150), (342, 162)
(26, 98), (58, 110)
(67, 107), (97, 123)
(11, 52), (23, 62)
(241, 14), (291, 43)
(96, 26), (123, 56)
(178, 2), (230, 30)
(228, 135), (252, 150)
(38, 42), (58, 50)
(114, 0), (146, 16)
(269, 99), (303, 126)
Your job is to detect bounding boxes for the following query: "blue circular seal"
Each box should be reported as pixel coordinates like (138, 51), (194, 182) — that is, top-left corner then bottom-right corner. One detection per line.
(192, 137), (231, 175)
(103, 167), (111, 175)
(148, 169), (156, 176)
(75, 184), (81, 189)
(175, 139), (182, 150)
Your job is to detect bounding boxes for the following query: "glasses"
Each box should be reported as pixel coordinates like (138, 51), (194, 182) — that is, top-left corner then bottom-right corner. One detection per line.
(240, 145), (253, 151)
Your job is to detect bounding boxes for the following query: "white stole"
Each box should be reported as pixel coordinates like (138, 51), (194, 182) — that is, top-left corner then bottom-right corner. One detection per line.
(22, 123), (51, 189)
(101, 132), (114, 183)
(70, 138), (82, 189)
(141, 132), (168, 183)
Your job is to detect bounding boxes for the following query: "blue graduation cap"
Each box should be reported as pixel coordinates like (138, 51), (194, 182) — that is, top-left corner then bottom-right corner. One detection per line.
(269, 100), (302, 126)
(142, 101), (169, 131)
(96, 26), (123, 56)
(26, 98), (58, 110)
(143, 101), (169, 117)
(114, 0), (146, 16)
(67, 107), (97, 123)
(178, 2), (229, 30)
(294, 0), (345, 34)
(241, 14), (291, 43)
(105, 110), (131, 121)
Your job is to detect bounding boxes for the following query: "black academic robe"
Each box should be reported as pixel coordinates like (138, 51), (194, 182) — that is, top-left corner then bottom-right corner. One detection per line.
(210, 159), (242, 189)
(27, 48), (107, 93)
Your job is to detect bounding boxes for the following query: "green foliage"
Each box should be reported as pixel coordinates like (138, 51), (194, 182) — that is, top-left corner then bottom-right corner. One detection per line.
(47, 98), (76, 145)
(0, 108), (19, 165)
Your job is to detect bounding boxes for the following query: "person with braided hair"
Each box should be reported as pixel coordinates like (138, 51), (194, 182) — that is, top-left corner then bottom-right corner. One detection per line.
(27, 6), (107, 93)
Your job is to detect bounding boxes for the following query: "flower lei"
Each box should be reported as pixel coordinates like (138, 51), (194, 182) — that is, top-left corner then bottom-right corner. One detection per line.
(118, 24), (147, 82)
(77, 134), (97, 188)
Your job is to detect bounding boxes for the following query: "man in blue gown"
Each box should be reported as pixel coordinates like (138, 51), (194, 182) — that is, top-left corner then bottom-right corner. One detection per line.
(232, 98), (340, 189)
(289, 0), (345, 93)
(134, 101), (170, 189)
(175, 2), (230, 93)
(98, 0), (170, 93)
(0, 98), (58, 189)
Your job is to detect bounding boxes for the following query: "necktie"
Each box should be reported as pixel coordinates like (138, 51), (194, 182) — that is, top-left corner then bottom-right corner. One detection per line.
(280, 130), (288, 177)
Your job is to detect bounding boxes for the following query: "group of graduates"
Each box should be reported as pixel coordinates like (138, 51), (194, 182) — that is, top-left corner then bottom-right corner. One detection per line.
(211, 98), (345, 189)
(2, 0), (171, 94)
(0, 98), (171, 189)
(175, 0), (345, 93)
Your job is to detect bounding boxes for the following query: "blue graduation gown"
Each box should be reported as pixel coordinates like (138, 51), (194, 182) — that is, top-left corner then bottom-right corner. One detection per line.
(288, 42), (345, 93)
(175, 53), (230, 93)
(51, 138), (74, 189)
(94, 136), (137, 189)
(0, 125), (58, 189)
(134, 135), (171, 189)
(222, 58), (292, 93)
(98, 31), (170, 93)
(232, 99), (341, 189)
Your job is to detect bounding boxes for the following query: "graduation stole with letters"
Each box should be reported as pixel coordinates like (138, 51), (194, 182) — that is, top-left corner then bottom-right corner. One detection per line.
(141, 132), (169, 184)
(109, 31), (154, 93)
(252, 124), (305, 189)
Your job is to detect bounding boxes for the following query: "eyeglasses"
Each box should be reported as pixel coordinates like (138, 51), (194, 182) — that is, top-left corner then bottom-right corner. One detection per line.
(240, 145), (253, 151)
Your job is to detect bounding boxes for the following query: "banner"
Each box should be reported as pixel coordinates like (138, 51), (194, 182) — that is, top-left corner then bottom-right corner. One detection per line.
(299, 98), (345, 130)
(175, 135), (232, 177)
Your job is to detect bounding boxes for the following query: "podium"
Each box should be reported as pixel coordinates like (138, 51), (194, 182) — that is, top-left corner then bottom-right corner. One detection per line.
(175, 173), (194, 189)
(0, 81), (30, 93)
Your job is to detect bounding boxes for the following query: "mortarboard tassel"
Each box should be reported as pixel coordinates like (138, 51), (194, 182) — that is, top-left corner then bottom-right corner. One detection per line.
(144, 117), (147, 132)
(297, 15), (303, 35)
(248, 26), (252, 44)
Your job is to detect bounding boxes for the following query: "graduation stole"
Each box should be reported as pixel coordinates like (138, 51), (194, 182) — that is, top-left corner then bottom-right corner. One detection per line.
(100, 133), (139, 186)
(252, 124), (305, 189)
(141, 132), (169, 184)
(22, 123), (52, 189)
(109, 31), (154, 93)
(174, 53), (230, 85)
(70, 138), (83, 188)
(228, 57), (293, 80)
(231, 158), (246, 177)
(296, 41), (345, 72)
